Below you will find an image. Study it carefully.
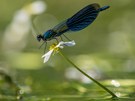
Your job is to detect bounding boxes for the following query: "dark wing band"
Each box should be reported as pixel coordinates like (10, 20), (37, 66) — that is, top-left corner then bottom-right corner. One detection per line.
(66, 3), (100, 31)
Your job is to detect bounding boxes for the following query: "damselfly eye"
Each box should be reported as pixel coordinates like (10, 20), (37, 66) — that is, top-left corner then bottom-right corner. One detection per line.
(37, 35), (43, 42)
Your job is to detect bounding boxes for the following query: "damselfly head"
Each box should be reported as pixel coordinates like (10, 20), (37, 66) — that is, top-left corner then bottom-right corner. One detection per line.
(37, 34), (43, 42)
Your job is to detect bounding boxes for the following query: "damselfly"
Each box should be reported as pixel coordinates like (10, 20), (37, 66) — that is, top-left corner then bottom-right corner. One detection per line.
(36, 3), (109, 43)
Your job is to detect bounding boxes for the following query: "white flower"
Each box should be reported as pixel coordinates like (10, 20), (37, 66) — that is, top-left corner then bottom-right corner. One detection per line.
(42, 40), (76, 63)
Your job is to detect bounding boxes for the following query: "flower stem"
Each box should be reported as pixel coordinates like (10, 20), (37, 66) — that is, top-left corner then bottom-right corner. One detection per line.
(59, 51), (117, 98)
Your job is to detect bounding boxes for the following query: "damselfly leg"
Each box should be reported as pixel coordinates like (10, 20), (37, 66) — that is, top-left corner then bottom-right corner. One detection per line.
(39, 41), (47, 53)
(62, 34), (71, 41)
(44, 42), (47, 53)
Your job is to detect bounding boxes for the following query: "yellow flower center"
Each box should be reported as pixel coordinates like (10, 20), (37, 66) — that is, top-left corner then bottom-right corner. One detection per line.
(49, 43), (59, 52)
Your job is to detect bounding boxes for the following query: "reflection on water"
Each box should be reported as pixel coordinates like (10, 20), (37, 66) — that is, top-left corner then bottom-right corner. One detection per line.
(111, 80), (120, 87)
(0, 79), (135, 100)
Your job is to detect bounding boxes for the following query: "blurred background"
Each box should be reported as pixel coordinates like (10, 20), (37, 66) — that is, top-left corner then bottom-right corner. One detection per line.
(0, 0), (135, 100)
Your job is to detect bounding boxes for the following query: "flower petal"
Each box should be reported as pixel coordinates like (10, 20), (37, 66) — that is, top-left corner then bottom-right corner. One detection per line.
(42, 49), (53, 63)
(56, 40), (76, 48)
(62, 40), (76, 46)
(56, 41), (64, 49)
(42, 40), (76, 63)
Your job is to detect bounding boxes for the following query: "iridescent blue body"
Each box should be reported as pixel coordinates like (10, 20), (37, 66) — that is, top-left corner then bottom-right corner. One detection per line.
(37, 3), (110, 42)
